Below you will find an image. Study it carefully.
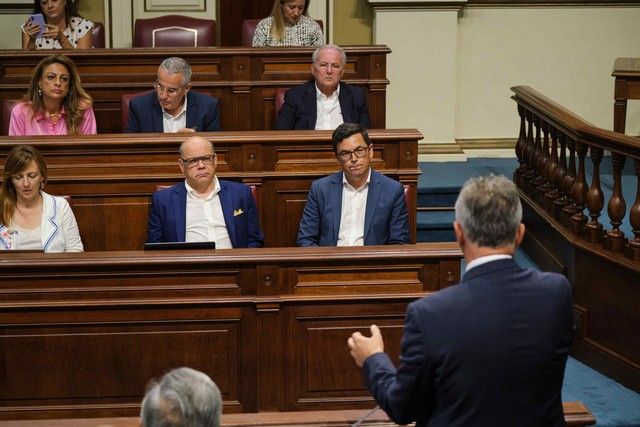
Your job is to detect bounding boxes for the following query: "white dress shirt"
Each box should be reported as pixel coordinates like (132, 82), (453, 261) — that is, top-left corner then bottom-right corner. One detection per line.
(314, 83), (343, 130)
(465, 254), (513, 273)
(184, 178), (232, 248)
(337, 169), (371, 246)
(162, 96), (188, 133)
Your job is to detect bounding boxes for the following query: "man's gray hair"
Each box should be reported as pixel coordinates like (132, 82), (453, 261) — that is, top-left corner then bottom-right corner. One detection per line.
(159, 57), (192, 86)
(312, 44), (347, 66)
(454, 174), (522, 248)
(140, 367), (222, 427)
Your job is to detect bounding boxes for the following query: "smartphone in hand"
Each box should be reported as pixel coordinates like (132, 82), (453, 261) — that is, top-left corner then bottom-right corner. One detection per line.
(28, 13), (46, 38)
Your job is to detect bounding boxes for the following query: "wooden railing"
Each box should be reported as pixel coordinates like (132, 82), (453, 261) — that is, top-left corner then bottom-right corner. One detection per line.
(511, 85), (640, 393)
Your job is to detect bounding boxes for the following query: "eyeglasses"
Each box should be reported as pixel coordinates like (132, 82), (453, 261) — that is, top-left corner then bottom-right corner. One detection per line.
(153, 81), (182, 96)
(180, 154), (215, 168)
(337, 146), (369, 162)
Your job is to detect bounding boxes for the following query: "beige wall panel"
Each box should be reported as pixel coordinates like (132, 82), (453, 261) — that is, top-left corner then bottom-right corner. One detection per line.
(456, 6), (640, 138)
(333, 0), (372, 45)
(78, 0), (105, 24)
(374, 8), (459, 143)
(0, 14), (26, 49)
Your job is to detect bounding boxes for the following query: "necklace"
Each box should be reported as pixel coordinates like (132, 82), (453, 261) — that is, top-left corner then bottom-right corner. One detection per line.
(45, 111), (61, 119)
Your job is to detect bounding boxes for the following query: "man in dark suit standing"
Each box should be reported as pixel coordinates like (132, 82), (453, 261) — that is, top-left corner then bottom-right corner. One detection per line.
(297, 123), (408, 246)
(127, 57), (221, 133)
(147, 135), (263, 248)
(276, 44), (371, 130)
(348, 174), (574, 426)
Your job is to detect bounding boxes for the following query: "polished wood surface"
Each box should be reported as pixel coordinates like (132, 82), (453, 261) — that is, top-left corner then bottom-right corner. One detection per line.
(0, 244), (461, 419)
(0, 46), (390, 133)
(511, 85), (640, 393)
(0, 402), (596, 426)
(0, 129), (421, 250)
(612, 57), (640, 134)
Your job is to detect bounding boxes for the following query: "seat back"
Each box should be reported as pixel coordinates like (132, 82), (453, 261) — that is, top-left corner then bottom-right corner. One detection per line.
(274, 87), (288, 123)
(241, 19), (261, 46)
(2, 99), (17, 136)
(91, 22), (105, 48)
(242, 18), (323, 46)
(121, 90), (154, 132)
(403, 184), (416, 244)
(134, 15), (216, 47)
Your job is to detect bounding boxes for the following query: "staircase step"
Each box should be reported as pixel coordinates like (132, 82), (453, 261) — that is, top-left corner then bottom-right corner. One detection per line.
(416, 210), (455, 242)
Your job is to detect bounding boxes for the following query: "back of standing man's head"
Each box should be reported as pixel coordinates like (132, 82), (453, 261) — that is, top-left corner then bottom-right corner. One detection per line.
(454, 174), (522, 248)
(140, 367), (222, 427)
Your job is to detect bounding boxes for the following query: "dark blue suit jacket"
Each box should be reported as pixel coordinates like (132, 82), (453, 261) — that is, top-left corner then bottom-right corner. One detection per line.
(297, 169), (408, 246)
(127, 91), (221, 133)
(276, 81), (372, 130)
(363, 258), (574, 427)
(147, 180), (263, 248)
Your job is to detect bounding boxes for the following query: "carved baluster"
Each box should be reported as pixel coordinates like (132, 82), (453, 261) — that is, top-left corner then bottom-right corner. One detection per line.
(530, 116), (543, 187)
(625, 158), (640, 261)
(514, 104), (527, 185)
(562, 136), (578, 220)
(536, 120), (551, 194)
(553, 133), (569, 216)
(603, 152), (627, 252)
(585, 146), (604, 243)
(544, 126), (560, 205)
(569, 141), (588, 235)
(522, 110), (535, 184)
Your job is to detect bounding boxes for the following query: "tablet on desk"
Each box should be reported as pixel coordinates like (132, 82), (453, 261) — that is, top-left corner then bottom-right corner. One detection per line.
(143, 241), (216, 251)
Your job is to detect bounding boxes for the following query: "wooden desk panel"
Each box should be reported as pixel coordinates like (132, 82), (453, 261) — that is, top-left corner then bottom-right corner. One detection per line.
(0, 46), (390, 133)
(0, 244), (461, 419)
(0, 130), (421, 250)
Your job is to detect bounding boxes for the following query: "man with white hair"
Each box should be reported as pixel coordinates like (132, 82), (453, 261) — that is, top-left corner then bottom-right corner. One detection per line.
(141, 367), (222, 427)
(276, 44), (371, 130)
(127, 57), (221, 133)
(348, 174), (574, 426)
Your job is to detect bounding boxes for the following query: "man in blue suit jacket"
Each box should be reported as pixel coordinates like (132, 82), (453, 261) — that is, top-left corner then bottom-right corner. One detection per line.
(276, 45), (371, 130)
(348, 175), (574, 426)
(147, 136), (263, 248)
(127, 57), (221, 133)
(297, 123), (408, 246)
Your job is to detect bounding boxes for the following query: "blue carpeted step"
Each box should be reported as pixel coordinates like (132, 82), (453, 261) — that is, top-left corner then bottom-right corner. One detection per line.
(418, 187), (459, 208)
(417, 210), (456, 242)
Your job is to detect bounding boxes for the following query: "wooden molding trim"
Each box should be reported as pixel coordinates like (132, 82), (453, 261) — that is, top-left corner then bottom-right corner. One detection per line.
(418, 138), (516, 155)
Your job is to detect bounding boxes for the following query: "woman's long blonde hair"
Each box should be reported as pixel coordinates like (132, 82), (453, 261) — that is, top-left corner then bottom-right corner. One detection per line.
(270, 0), (310, 42)
(22, 55), (93, 135)
(0, 145), (48, 227)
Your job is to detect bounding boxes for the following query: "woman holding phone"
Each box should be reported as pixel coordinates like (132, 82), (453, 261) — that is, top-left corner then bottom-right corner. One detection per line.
(9, 55), (96, 136)
(21, 0), (94, 50)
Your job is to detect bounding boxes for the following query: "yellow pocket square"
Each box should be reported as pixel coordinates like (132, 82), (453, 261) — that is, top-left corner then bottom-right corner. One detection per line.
(233, 208), (244, 216)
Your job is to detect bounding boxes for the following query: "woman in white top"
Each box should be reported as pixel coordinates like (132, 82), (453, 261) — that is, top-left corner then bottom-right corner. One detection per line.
(21, 0), (94, 50)
(0, 145), (83, 252)
(252, 0), (324, 47)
